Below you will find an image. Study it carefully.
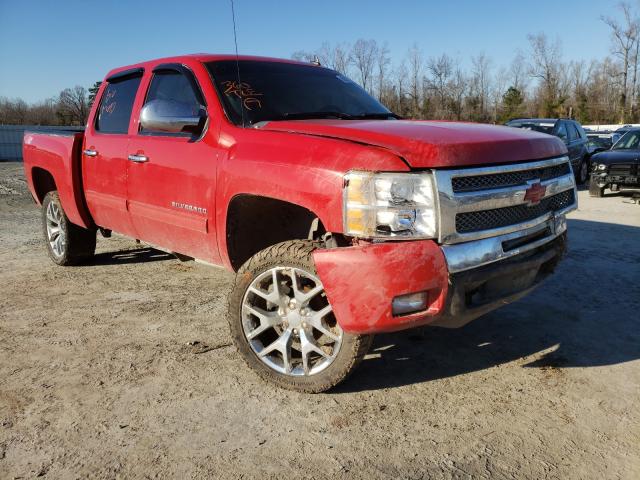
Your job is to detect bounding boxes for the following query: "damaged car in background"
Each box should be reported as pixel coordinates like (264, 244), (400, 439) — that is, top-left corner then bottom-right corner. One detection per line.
(589, 127), (640, 197)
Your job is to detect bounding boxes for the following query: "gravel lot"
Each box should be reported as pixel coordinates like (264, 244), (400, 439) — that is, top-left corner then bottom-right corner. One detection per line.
(0, 161), (639, 479)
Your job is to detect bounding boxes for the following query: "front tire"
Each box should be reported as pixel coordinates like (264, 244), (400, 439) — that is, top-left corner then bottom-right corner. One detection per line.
(577, 157), (589, 184)
(41, 191), (96, 266)
(227, 240), (372, 393)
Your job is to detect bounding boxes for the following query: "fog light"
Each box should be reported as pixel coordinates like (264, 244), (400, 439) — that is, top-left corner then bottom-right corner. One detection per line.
(392, 291), (428, 316)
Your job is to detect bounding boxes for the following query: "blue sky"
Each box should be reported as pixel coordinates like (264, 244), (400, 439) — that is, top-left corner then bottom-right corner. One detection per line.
(0, 0), (618, 103)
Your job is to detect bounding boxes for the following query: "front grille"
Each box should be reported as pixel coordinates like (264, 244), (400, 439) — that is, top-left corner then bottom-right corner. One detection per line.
(609, 164), (635, 176)
(451, 162), (571, 193)
(456, 190), (575, 233)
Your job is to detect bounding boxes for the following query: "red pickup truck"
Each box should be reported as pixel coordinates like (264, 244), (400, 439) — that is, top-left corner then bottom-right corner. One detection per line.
(23, 54), (577, 392)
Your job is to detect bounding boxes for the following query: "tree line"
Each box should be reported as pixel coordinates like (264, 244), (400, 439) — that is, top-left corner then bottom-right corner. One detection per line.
(1, 2), (637, 126)
(0, 82), (101, 126)
(293, 3), (638, 125)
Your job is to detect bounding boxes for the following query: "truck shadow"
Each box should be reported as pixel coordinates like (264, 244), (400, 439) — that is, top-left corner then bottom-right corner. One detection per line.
(336, 218), (640, 393)
(92, 247), (173, 266)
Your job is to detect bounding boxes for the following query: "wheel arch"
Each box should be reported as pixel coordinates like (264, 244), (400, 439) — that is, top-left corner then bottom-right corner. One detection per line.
(31, 167), (57, 204)
(223, 194), (329, 271)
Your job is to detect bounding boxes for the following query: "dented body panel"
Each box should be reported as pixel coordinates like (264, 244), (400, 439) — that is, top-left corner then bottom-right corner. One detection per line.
(313, 240), (449, 333)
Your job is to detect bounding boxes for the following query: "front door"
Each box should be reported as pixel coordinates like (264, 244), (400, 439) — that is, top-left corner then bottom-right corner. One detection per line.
(83, 72), (143, 237)
(125, 66), (220, 262)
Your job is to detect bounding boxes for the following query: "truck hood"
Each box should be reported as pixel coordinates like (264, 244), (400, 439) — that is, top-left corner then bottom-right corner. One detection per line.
(591, 149), (640, 165)
(260, 119), (567, 168)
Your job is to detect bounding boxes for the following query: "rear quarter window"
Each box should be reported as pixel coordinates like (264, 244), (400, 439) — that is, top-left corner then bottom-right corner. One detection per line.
(95, 75), (142, 134)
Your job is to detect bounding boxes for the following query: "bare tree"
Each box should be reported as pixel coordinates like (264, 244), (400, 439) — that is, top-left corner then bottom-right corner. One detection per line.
(350, 39), (378, 92)
(602, 2), (639, 122)
(471, 53), (493, 120)
(427, 53), (454, 117)
(509, 52), (528, 92)
(407, 44), (424, 118)
(58, 86), (89, 125)
(292, 42), (351, 75)
(450, 68), (468, 120)
(631, 36), (640, 115)
(395, 61), (409, 116)
(491, 66), (508, 122)
(527, 33), (564, 117)
(376, 42), (391, 101)
(332, 43), (351, 75)
(0, 97), (28, 124)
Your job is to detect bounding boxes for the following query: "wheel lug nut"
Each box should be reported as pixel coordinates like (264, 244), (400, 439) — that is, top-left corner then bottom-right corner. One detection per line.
(288, 301), (296, 309)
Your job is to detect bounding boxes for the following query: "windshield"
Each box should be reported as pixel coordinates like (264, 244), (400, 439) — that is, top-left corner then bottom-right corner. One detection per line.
(206, 60), (393, 125)
(612, 130), (640, 150)
(506, 120), (555, 135)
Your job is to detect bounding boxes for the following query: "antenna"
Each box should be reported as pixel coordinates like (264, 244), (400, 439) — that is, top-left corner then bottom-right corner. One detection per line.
(230, 0), (245, 127)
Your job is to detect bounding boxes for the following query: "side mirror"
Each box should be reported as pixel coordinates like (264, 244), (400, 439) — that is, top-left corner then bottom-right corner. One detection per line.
(140, 99), (205, 134)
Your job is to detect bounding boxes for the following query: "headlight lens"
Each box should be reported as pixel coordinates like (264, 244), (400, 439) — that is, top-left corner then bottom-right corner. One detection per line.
(343, 171), (437, 238)
(597, 164), (607, 171)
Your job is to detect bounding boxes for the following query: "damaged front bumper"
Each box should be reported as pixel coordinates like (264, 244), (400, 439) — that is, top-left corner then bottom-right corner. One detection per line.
(313, 216), (568, 334)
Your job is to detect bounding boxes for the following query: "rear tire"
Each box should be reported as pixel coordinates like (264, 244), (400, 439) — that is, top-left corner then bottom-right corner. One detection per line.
(227, 240), (373, 393)
(41, 191), (96, 266)
(588, 177), (605, 197)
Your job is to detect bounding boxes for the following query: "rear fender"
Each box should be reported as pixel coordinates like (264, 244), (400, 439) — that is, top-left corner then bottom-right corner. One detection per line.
(23, 132), (93, 228)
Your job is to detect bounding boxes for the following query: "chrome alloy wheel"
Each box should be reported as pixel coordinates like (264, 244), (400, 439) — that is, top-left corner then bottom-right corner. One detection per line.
(45, 201), (65, 258)
(241, 267), (343, 376)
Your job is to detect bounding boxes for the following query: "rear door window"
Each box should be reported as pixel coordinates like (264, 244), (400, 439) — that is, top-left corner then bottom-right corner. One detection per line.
(95, 75), (142, 134)
(555, 122), (569, 143)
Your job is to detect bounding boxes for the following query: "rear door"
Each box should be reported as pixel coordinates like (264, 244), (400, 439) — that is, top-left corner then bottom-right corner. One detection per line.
(564, 121), (582, 167)
(83, 69), (143, 236)
(554, 121), (575, 165)
(125, 64), (220, 262)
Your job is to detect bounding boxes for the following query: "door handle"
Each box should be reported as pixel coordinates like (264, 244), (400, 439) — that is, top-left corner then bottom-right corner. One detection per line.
(83, 149), (98, 157)
(128, 154), (149, 163)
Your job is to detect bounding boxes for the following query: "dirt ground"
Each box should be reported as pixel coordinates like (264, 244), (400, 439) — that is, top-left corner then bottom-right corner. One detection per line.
(0, 161), (638, 479)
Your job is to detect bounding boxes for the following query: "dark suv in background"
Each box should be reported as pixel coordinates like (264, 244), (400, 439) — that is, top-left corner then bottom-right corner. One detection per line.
(506, 118), (590, 183)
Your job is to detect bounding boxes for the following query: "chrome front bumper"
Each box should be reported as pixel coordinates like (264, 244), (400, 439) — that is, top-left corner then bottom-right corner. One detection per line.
(442, 210), (571, 273)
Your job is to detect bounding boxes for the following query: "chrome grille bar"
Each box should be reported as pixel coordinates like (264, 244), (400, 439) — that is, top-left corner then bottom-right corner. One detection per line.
(433, 156), (577, 244)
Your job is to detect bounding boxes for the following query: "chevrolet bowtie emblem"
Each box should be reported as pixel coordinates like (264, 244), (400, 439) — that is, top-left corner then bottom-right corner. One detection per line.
(523, 182), (547, 206)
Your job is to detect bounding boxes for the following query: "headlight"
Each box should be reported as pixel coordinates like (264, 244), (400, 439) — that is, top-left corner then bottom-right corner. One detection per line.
(343, 171), (437, 239)
(598, 164), (607, 171)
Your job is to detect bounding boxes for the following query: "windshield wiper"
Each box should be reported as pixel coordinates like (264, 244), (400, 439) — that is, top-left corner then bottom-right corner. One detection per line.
(281, 111), (355, 120)
(276, 111), (401, 121)
(349, 112), (401, 120)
